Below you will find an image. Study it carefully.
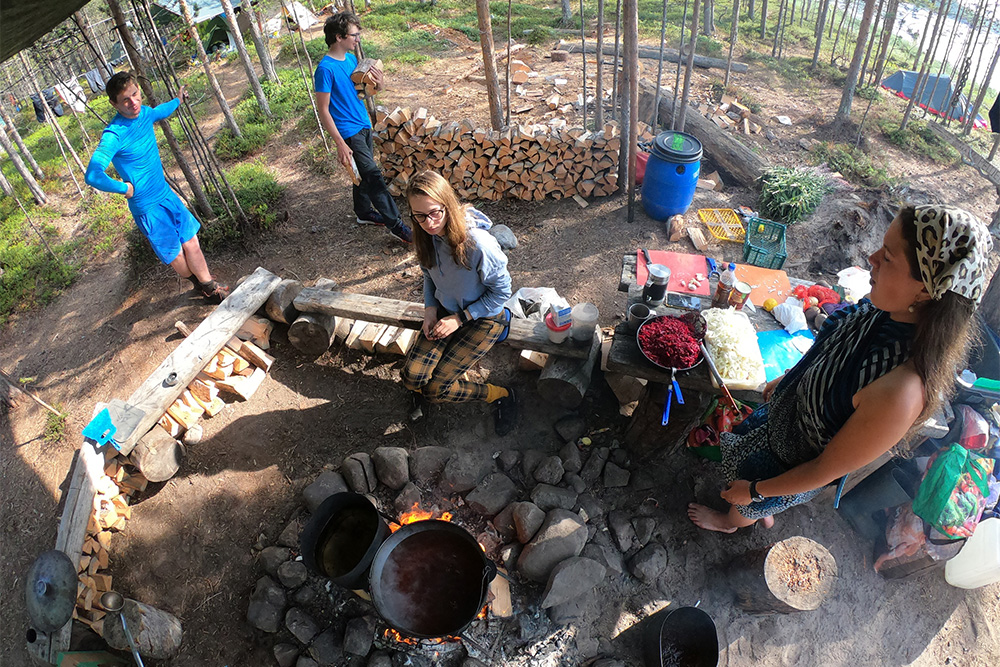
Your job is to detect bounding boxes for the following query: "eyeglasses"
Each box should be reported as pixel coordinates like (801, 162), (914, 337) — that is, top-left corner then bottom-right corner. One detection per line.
(347, 31), (362, 39)
(410, 207), (446, 225)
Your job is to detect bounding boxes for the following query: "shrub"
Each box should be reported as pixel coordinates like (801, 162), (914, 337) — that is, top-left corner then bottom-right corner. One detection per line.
(812, 142), (897, 188)
(0, 207), (77, 326)
(214, 121), (279, 160)
(200, 159), (286, 250)
(757, 167), (831, 223)
(877, 118), (959, 164)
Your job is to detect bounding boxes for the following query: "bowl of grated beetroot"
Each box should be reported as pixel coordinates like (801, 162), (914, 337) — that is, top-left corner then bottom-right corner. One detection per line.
(636, 312), (706, 371)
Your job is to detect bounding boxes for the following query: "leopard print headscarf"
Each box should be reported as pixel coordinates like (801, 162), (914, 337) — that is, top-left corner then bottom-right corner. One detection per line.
(913, 205), (992, 305)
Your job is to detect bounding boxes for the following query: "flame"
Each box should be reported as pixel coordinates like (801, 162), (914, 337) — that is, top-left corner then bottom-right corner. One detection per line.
(477, 604), (488, 619)
(389, 503), (454, 532)
(384, 627), (419, 646)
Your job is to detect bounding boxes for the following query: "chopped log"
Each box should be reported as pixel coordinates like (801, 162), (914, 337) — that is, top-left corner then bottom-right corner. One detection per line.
(518, 349), (549, 371)
(351, 58), (384, 83)
(728, 536), (838, 614)
(157, 413), (185, 438)
(103, 598), (183, 660)
(359, 322), (388, 353)
(389, 328), (417, 356)
(216, 367), (266, 401)
(288, 278), (339, 356)
(239, 340), (274, 371)
(375, 326), (401, 353)
(166, 390), (204, 429)
(264, 279), (304, 324)
(550, 49), (570, 62)
(536, 327), (602, 408)
(237, 317), (274, 350)
(334, 317), (354, 343)
(131, 426), (184, 483)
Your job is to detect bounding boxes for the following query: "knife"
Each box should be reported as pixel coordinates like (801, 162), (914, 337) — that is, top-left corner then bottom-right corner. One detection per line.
(640, 247), (653, 267)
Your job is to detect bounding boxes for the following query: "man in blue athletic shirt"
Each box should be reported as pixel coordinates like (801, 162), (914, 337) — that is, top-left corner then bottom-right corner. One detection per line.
(85, 72), (230, 303)
(314, 11), (412, 244)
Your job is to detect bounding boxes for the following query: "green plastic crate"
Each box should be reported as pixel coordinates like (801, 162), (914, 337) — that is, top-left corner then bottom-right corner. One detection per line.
(742, 216), (787, 269)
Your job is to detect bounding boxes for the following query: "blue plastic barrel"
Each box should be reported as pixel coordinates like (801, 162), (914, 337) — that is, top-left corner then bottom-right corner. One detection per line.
(641, 130), (703, 220)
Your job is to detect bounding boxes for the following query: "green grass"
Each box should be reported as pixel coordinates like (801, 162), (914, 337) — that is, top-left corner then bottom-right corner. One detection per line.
(877, 117), (959, 165)
(44, 406), (67, 444)
(812, 141), (898, 189)
(214, 68), (312, 160)
(200, 159), (286, 250)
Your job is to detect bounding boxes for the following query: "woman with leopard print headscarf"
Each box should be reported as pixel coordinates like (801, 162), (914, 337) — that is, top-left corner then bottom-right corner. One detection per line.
(689, 204), (993, 533)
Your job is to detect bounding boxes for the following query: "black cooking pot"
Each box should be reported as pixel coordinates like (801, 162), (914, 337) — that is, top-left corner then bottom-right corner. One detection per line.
(369, 519), (497, 639)
(642, 606), (719, 667)
(300, 492), (390, 589)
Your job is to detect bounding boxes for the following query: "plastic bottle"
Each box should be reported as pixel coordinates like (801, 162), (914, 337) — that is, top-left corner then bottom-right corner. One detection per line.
(945, 517), (1000, 589)
(712, 263), (737, 308)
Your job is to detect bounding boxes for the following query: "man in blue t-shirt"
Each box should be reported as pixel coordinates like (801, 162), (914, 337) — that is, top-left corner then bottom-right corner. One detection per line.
(85, 72), (229, 303)
(314, 12), (411, 244)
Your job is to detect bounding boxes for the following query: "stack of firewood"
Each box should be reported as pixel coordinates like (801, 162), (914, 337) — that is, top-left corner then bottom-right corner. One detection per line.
(373, 106), (621, 201)
(351, 58), (383, 99)
(693, 93), (763, 135)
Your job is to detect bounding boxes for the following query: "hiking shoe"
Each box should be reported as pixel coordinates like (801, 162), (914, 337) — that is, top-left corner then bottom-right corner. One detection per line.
(356, 211), (386, 226)
(199, 280), (230, 304)
(409, 391), (425, 422)
(388, 223), (413, 244)
(494, 388), (518, 436)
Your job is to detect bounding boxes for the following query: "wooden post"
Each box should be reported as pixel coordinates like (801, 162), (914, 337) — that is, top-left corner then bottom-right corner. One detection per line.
(0, 101), (45, 180)
(537, 328), (601, 408)
(677, 0), (701, 133)
(580, 0), (587, 130)
(652, 0), (668, 130)
(671, 0), (689, 131)
(177, 0), (242, 137)
(611, 0), (622, 121)
(220, 0), (272, 118)
(103, 598), (183, 659)
(625, 0), (639, 221)
(0, 124), (47, 204)
(728, 536), (837, 614)
(476, 0), (505, 130)
(265, 278), (305, 325)
(595, 0), (605, 129)
(288, 278), (340, 356)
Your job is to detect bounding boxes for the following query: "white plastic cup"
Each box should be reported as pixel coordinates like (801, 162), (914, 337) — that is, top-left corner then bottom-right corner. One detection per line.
(945, 517), (1000, 589)
(571, 302), (599, 342)
(545, 312), (572, 344)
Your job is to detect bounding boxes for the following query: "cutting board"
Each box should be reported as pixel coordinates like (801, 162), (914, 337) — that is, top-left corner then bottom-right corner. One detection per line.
(734, 263), (792, 306)
(636, 250), (711, 296)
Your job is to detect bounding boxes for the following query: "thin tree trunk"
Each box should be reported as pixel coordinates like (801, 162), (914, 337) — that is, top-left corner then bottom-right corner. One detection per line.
(580, 0), (588, 130)
(902, 0), (949, 130)
(612, 0), (622, 121)
(52, 55), (92, 151)
(277, 0), (330, 151)
(0, 162), (14, 197)
(246, 3), (279, 83)
(840, 0), (859, 63)
(220, 0), (271, 118)
(925, 0), (960, 121)
(704, 0), (716, 35)
(750, 0), (756, 21)
(859, 0), (886, 85)
(177, 0), (241, 137)
(73, 11), (111, 76)
(596, 0), (605, 129)
(19, 52), (87, 182)
(963, 2), (996, 129)
(829, 0), (838, 39)
(475, 0), (504, 130)
(912, 1), (938, 71)
(506, 0), (512, 127)
(0, 102), (44, 180)
(761, 0), (769, 39)
(812, 0), (830, 69)
(672, 0), (689, 130)
(772, 0), (786, 57)
(652, 0), (668, 129)
(725, 0), (742, 87)
(831, 0), (850, 65)
(835, 0), (877, 121)
(0, 126), (46, 204)
(916, 0), (956, 124)
(625, 0), (639, 220)
(678, 0), (702, 132)
(870, 0), (899, 86)
(964, 30), (1000, 135)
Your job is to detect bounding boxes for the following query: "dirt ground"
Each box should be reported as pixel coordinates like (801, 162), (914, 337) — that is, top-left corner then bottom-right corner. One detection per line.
(3, 22), (1000, 667)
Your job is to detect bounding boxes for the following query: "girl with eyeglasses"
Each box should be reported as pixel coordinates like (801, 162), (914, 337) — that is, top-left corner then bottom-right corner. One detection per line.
(400, 171), (519, 435)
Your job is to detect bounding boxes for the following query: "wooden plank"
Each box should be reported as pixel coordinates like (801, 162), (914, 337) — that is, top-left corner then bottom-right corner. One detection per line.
(293, 289), (591, 359)
(117, 268), (280, 455)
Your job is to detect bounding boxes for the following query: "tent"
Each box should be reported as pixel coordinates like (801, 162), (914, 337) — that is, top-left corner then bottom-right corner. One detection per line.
(152, 0), (252, 54)
(881, 70), (987, 129)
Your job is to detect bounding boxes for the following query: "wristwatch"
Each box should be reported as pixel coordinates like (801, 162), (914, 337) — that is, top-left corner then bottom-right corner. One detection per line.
(749, 479), (765, 503)
(458, 309), (471, 325)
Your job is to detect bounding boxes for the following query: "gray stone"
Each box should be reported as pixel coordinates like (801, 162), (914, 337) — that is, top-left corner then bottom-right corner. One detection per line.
(582, 542), (624, 574)
(632, 517), (656, 547)
(541, 557), (606, 608)
(303, 471), (348, 512)
(393, 482), (422, 515)
(609, 447), (629, 467)
(630, 469), (656, 491)
(285, 607), (319, 645)
(373, 447), (409, 490)
(466, 473), (517, 517)
(521, 449), (546, 480)
(547, 587), (597, 625)
(440, 451), (492, 493)
(274, 643), (299, 667)
(531, 483), (578, 512)
(603, 462), (630, 488)
(559, 442), (582, 473)
(512, 501), (546, 544)
(563, 472), (586, 494)
(297, 658), (319, 667)
(260, 546), (292, 575)
(500, 542), (522, 571)
(593, 660), (625, 667)
(574, 493), (605, 521)
(580, 447), (609, 484)
(577, 637), (601, 659)
(344, 615), (376, 655)
(367, 652), (392, 667)
(246, 576), (286, 633)
(608, 510), (636, 552)
(489, 224), (518, 249)
(517, 509), (588, 582)
(278, 560), (308, 589)
(278, 517), (302, 548)
(492, 503), (518, 542)
(309, 628), (344, 665)
(293, 584), (318, 606)
(533, 456), (565, 485)
(343, 453), (377, 494)
(409, 446), (453, 484)
(463, 659), (488, 667)
(497, 449), (520, 472)
(629, 543), (668, 584)
(554, 414), (586, 442)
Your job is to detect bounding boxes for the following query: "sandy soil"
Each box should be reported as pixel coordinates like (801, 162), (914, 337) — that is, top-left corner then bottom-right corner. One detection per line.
(3, 22), (1000, 667)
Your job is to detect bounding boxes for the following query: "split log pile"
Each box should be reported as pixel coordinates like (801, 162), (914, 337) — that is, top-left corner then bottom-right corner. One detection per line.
(692, 93), (763, 136)
(351, 58), (382, 99)
(373, 106), (628, 201)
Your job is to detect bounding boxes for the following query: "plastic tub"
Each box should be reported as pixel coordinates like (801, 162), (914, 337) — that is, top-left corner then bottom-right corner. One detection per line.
(641, 131), (703, 220)
(945, 517), (1000, 589)
(570, 303), (599, 342)
(545, 312), (572, 344)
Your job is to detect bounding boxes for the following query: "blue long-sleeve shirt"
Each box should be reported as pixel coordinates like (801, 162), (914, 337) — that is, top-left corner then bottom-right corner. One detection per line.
(84, 99), (180, 215)
(423, 228), (512, 320)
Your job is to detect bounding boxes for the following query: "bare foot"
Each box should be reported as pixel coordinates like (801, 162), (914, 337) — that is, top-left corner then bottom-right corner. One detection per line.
(687, 503), (738, 534)
(761, 515), (775, 529)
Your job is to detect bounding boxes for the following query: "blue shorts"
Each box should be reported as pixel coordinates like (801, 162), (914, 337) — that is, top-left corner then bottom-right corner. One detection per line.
(133, 193), (201, 264)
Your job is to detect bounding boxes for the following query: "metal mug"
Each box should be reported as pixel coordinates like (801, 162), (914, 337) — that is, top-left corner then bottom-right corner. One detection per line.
(628, 303), (653, 331)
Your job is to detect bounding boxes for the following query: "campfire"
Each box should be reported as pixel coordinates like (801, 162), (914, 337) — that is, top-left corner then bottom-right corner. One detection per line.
(389, 502), (454, 532)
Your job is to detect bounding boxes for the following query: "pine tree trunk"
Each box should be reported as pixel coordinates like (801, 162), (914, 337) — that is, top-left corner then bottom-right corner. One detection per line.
(678, 0), (702, 132)
(912, 2), (938, 72)
(918, 0), (956, 125)
(703, 0), (716, 35)
(925, 0), (962, 116)
(561, 0), (573, 25)
(612, 0), (622, 121)
(962, 2), (996, 131)
(870, 0), (898, 86)
(812, 0), (830, 69)
(672, 0), (689, 131)
(750, 0), (756, 21)
(964, 34), (1000, 135)
(835, 0), (876, 121)
(580, 0), (588, 130)
(858, 0), (885, 86)
(760, 0), (769, 38)
(73, 11), (111, 75)
(0, 126), (46, 204)
(476, 0), (504, 130)
(596, 0), (605, 129)
(625, 0), (639, 215)
(901, 0), (949, 130)
(19, 52), (87, 178)
(831, 0), (850, 65)
(0, 102), (44, 180)
(725, 0), (742, 87)
(0, 162), (14, 197)
(772, 0), (786, 57)
(246, 3), (279, 83)
(177, 0), (241, 137)
(220, 0), (271, 118)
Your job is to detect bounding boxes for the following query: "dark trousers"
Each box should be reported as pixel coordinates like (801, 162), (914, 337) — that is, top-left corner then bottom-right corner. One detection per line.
(344, 127), (402, 228)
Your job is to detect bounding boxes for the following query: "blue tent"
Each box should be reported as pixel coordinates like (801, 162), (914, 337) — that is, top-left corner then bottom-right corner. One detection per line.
(881, 70), (987, 129)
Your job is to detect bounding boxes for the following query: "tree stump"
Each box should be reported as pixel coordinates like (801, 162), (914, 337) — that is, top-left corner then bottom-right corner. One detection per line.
(536, 328), (601, 408)
(103, 598), (183, 659)
(130, 426), (184, 483)
(728, 536), (837, 614)
(288, 278), (338, 356)
(264, 278), (304, 325)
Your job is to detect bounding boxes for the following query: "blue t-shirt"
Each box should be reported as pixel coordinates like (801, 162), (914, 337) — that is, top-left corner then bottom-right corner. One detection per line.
(84, 99), (179, 215)
(314, 53), (370, 139)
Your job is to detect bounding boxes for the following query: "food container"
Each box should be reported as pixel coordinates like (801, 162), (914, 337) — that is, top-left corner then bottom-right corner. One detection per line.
(945, 517), (1000, 589)
(703, 309), (766, 391)
(728, 281), (752, 310)
(549, 302), (573, 328)
(545, 312), (572, 344)
(642, 264), (671, 306)
(628, 303), (653, 332)
(571, 303), (599, 342)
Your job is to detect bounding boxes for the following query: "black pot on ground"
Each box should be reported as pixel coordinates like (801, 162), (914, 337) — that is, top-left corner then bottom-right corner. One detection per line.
(642, 606), (718, 667)
(300, 492), (390, 589)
